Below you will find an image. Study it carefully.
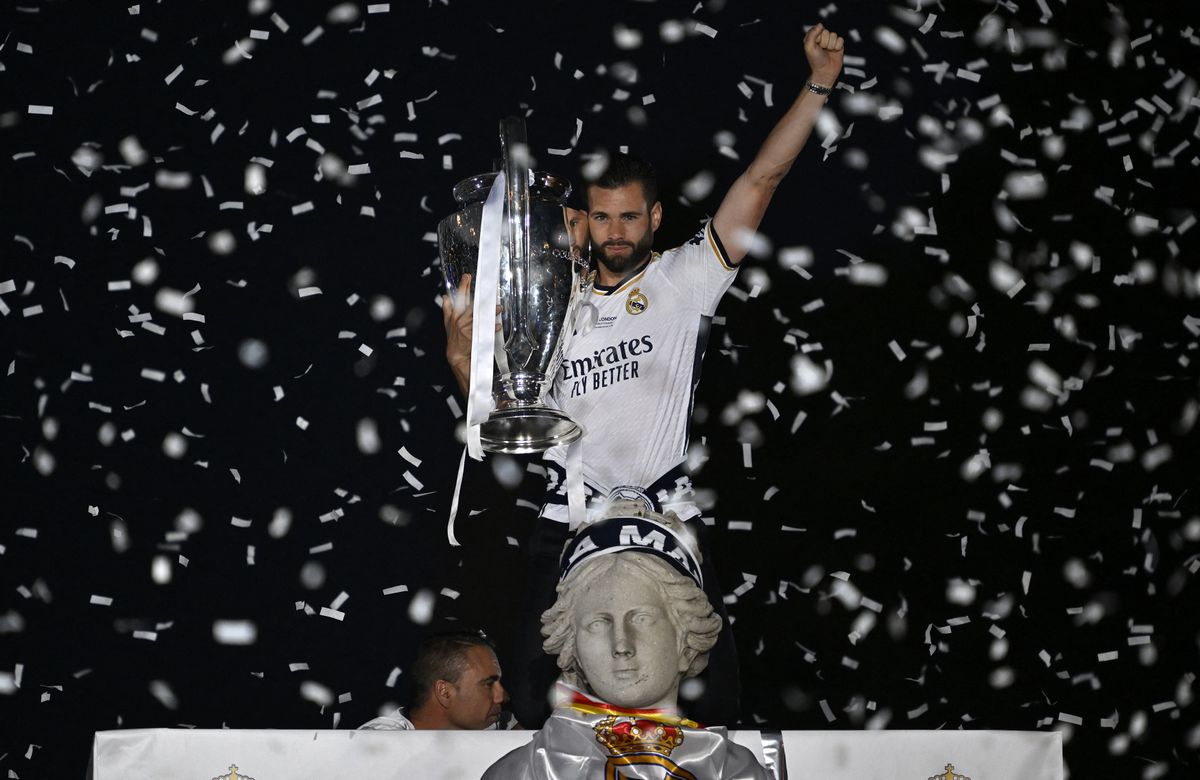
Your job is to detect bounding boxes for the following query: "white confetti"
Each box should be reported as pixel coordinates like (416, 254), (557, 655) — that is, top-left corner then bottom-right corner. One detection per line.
(213, 620), (258, 645)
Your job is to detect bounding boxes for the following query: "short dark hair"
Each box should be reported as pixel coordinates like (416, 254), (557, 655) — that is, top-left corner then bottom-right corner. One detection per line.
(410, 629), (495, 707)
(589, 152), (657, 209)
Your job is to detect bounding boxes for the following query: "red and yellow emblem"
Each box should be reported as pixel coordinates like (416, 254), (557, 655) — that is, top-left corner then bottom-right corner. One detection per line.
(594, 715), (694, 780)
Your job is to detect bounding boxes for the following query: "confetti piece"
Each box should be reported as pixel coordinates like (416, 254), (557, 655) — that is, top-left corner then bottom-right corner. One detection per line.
(408, 589), (435, 624)
(212, 620), (257, 645)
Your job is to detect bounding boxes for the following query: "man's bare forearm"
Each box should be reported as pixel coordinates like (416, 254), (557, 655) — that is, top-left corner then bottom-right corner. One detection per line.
(443, 273), (475, 399)
(742, 83), (831, 191)
(449, 359), (470, 397)
(713, 24), (845, 263)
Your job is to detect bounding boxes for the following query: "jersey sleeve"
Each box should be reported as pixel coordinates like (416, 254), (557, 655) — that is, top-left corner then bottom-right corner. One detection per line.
(658, 220), (739, 317)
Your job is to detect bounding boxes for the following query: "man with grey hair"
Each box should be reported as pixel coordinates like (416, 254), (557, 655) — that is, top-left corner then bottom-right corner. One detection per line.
(483, 502), (770, 779)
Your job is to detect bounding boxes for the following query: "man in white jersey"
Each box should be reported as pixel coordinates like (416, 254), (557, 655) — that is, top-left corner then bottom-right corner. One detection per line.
(538, 165), (738, 523)
(444, 23), (845, 727)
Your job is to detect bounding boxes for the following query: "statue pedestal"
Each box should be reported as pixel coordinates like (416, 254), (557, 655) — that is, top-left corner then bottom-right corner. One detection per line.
(90, 726), (1061, 779)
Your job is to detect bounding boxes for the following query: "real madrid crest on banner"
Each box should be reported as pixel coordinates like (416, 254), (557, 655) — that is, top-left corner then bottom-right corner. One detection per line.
(212, 764), (256, 780)
(594, 715), (695, 780)
(928, 763), (972, 780)
(625, 287), (648, 315)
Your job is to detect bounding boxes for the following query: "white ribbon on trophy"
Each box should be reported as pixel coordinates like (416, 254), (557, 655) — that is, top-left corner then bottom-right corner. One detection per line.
(466, 170), (507, 460)
(448, 171), (507, 546)
(564, 433), (585, 530)
(445, 151), (587, 545)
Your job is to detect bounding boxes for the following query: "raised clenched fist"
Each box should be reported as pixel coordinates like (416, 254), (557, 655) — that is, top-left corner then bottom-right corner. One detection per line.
(804, 23), (845, 87)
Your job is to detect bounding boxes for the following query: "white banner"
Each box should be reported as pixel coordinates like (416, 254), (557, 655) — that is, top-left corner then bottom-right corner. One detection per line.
(782, 730), (1063, 780)
(91, 727), (1060, 780)
(91, 727), (765, 780)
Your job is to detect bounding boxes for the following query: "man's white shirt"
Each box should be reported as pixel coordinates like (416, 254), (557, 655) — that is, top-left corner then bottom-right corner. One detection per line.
(543, 221), (738, 520)
(358, 708), (416, 730)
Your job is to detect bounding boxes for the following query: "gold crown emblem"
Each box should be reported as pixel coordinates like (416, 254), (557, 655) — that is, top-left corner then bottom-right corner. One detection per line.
(929, 763), (971, 780)
(594, 715), (685, 757)
(625, 287), (648, 315)
(213, 765), (256, 780)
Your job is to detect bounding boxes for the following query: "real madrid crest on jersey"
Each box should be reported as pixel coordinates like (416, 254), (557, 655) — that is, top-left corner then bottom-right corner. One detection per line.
(625, 287), (649, 315)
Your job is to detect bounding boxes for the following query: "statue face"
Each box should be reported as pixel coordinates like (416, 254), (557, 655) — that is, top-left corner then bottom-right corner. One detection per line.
(571, 556), (686, 710)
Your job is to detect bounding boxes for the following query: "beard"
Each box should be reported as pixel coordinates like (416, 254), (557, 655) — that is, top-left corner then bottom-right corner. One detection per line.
(592, 230), (654, 277)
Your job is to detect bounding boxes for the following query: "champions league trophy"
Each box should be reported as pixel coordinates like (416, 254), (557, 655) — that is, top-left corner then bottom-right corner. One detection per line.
(437, 117), (585, 453)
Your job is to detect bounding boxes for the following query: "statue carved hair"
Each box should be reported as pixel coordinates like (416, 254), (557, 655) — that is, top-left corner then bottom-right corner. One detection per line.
(540, 552), (722, 689)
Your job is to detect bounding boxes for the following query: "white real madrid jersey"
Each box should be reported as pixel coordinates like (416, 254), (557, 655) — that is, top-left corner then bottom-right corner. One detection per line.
(544, 221), (738, 501)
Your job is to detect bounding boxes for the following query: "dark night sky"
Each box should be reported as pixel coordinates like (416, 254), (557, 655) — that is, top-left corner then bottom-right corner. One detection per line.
(1, 1), (1197, 777)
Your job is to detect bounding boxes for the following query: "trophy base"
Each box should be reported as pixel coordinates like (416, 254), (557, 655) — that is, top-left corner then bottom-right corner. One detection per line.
(480, 407), (582, 454)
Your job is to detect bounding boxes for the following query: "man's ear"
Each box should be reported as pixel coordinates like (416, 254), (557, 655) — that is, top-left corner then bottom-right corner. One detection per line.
(435, 680), (454, 709)
(650, 201), (663, 232)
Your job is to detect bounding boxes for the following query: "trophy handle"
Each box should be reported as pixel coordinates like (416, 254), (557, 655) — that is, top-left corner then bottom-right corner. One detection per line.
(499, 117), (535, 369)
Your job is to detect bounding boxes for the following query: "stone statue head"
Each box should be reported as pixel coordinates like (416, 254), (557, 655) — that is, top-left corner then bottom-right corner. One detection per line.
(541, 506), (722, 710)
